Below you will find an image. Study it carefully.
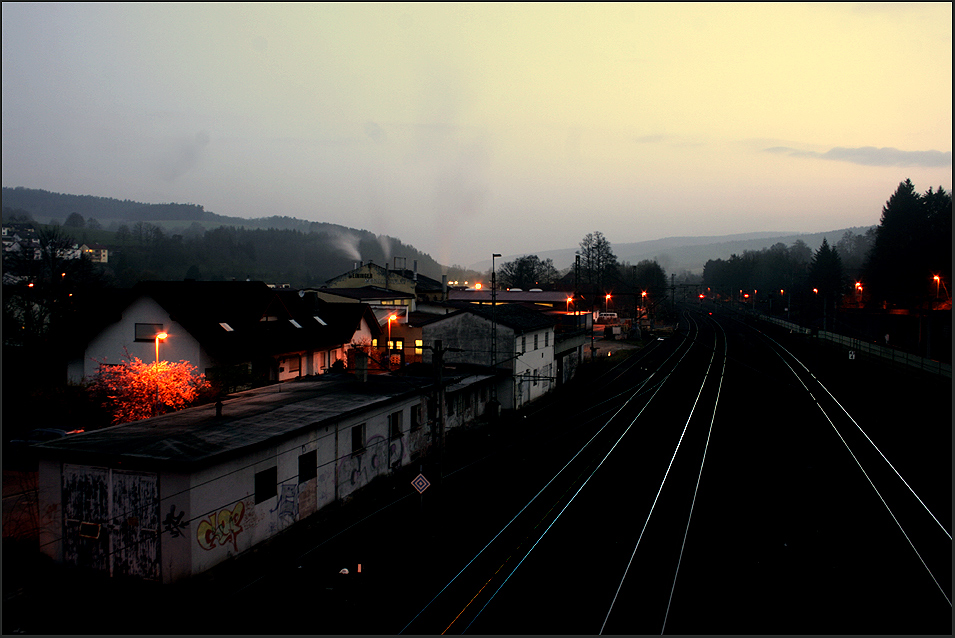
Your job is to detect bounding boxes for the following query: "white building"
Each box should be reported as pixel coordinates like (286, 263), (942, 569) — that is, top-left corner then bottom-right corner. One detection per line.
(421, 304), (559, 410)
(34, 371), (495, 583)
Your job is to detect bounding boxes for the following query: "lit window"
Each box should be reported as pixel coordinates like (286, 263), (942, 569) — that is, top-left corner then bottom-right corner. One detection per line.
(415, 339), (423, 355)
(219, 322), (234, 332)
(289, 319), (302, 328)
(314, 316), (327, 326)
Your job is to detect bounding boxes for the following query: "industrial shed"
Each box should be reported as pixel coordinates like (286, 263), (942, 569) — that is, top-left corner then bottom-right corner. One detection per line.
(34, 371), (494, 583)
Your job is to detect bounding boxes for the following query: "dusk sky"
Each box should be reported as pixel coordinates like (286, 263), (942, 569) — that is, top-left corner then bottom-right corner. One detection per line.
(3, 3), (951, 267)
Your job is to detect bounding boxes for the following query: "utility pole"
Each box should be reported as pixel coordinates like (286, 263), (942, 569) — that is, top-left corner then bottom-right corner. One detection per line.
(671, 273), (676, 316)
(426, 339), (463, 489)
(490, 253), (501, 406)
(434, 339), (445, 489)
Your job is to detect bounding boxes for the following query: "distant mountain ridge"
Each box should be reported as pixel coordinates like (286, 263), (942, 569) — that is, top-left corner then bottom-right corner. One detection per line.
(474, 228), (876, 276)
(2, 186), (212, 222)
(3, 186), (875, 278)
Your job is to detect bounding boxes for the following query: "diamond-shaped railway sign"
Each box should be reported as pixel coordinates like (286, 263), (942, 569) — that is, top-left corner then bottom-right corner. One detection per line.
(411, 473), (431, 494)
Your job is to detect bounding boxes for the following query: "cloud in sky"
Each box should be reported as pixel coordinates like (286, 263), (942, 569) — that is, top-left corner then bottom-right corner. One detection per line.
(765, 146), (952, 168)
(1, 3), (951, 267)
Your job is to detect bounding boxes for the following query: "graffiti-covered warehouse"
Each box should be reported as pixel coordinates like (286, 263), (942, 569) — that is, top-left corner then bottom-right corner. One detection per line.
(35, 372), (493, 583)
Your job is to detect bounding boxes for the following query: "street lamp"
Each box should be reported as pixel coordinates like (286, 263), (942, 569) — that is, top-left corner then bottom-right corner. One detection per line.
(154, 331), (167, 416)
(387, 314), (397, 348)
(155, 331), (168, 364)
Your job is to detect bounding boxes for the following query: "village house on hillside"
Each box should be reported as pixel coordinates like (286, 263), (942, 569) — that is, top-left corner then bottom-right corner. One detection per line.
(67, 281), (381, 386)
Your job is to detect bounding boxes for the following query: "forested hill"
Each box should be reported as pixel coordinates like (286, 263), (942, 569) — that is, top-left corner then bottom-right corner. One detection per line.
(2, 186), (212, 222)
(1, 186), (456, 285)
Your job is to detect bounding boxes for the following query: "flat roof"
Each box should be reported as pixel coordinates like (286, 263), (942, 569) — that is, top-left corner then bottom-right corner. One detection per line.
(448, 290), (570, 303)
(35, 374), (437, 468)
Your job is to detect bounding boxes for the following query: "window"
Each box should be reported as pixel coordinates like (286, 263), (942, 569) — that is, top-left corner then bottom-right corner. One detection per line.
(534, 334), (539, 350)
(134, 323), (164, 342)
(298, 450), (317, 483)
(220, 322), (234, 332)
(289, 319), (302, 328)
(314, 315), (327, 326)
(389, 410), (403, 439)
(288, 357), (301, 374)
(255, 467), (277, 504)
(415, 339), (423, 355)
(411, 404), (422, 431)
(521, 335), (526, 353)
(545, 331), (549, 347)
(533, 367), (539, 386)
(372, 338), (379, 347)
(351, 423), (366, 454)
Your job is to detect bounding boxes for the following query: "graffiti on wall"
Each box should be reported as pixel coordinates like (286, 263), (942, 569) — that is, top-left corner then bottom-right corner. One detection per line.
(337, 435), (405, 494)
(270, 483), (298, 531)
(196, 501), (245, 551)
(162, 505), (189, 538)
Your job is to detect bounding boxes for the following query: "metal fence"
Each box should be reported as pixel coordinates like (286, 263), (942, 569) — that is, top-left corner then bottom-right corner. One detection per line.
(755, 313), (952, 378)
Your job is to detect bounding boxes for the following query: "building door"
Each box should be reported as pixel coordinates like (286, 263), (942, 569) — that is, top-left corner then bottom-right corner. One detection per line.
(62, 465), (161, 580)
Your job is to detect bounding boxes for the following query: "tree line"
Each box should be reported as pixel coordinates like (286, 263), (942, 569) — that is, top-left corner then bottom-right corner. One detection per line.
(701, 179), (951, 322)
(496, 230), (669, 317)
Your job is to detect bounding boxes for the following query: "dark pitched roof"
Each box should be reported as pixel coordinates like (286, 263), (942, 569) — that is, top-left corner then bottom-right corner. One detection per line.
(437, 303), (558, 333)
(315, 286), (414, 302)
(99, 281), (378, 364)
(391, 269), (445, 292)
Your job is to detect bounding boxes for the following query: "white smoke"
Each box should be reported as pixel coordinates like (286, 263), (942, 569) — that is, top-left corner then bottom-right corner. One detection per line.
(377, 234), (392, 265)
(331, 229), (361, 262)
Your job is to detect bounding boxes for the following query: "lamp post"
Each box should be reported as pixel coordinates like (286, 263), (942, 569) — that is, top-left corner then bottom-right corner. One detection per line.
(491, 253), (501, 405)
(154, 332), (167, 416)
(155, 331), (167, 364)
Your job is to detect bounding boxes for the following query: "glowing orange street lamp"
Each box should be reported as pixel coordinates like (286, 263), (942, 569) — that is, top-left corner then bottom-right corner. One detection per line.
(605, 293), (611, 311)
(155, 332), (168, 364)
(934, 275), (941, 299)
(387, 314), (397, 349)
